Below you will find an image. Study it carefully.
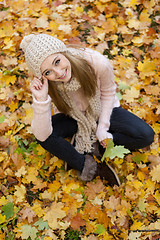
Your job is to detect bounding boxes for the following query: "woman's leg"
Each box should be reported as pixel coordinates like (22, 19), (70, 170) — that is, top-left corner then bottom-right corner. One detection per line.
(108, 107), (155, 151)
(37, 113), (85, 172)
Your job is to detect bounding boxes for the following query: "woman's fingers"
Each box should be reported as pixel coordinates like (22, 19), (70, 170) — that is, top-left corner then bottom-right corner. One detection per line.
(100, 140), (106, 148)
(31, 77), (43, 90)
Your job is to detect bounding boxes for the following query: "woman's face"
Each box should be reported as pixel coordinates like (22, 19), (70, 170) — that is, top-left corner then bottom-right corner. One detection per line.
(40, 53), (71, 83)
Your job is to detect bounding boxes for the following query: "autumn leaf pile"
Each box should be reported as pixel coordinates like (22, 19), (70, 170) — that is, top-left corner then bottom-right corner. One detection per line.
(0, 0), (160, 239)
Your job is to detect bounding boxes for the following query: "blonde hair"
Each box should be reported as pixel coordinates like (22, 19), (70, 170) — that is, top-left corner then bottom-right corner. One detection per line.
(48, 50), (97, 115)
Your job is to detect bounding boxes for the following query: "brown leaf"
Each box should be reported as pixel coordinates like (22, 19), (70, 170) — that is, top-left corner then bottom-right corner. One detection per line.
(84, 179), (105, 200)
(0, 122), (9, 133)
(70, 213), (86, 231)
(0, 136), (10, 148)
(10, 144), (25, 170)
(20, 206), (36, 223)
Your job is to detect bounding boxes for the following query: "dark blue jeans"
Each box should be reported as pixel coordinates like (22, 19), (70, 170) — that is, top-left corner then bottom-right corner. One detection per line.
(38, 107), (154, 172)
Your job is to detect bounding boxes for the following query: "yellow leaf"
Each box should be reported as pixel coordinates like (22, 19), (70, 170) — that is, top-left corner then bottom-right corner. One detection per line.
(1, 75), (17, 85)
(137, 59), (155, 79)
(130, 220), (143, 230)
(25, 167), (38, 184)
(15, 166), (27, 177)
(22, 108), (33, 125)
(48, 181), (61, 194)
(31, 202), (45, 217)
(36, 145), (46, 155)
(58, 24), (72, 35)
(128, 19), (140, 30)
(40, 190), (53, 200)
(43, 202), (66, 229)
(150, 164), (160, 182)
(9, 101), (18, 112)
(128, 0), (141, 9)
(0, 214), (6, 224)
(154, 190), (160, 205)
(132, 180), (143, 190)
(50, 156), (64, 169)
(137, 171), (145, 182)
(14, 184), (26, 203)
(123, 87), (139, 103)
(132, 36), (144, 45)
(0, 196), (8, 206)
(139, 10), (151, 24)
(62, 182), (80, 194)
(35, 15), (49, 29)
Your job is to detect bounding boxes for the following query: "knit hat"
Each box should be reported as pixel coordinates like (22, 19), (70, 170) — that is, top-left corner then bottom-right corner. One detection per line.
(20, 34), (67, 79)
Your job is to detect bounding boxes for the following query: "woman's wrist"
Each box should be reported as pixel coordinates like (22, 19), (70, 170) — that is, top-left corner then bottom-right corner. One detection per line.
(34, 95), (48, 102)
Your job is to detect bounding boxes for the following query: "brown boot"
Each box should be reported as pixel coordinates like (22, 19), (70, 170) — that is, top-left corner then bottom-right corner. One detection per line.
(96, 161), (121, 187)
(79, 154), (120, 186)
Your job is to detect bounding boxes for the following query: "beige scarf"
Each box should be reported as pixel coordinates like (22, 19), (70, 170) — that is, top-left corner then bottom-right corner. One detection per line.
(57, 77), (101, 153)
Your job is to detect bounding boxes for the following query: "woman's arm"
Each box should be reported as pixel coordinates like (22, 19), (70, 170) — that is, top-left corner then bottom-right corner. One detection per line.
(30, 77), (53, 141)
(85, 50), (120, 144)
(31, 96), (53, 141)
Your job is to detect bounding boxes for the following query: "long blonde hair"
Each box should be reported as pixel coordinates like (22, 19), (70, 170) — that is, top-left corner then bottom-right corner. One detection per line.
(48, 50), (97, 115)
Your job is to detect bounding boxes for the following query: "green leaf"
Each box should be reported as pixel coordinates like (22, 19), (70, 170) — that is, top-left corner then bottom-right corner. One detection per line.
(101, 139), (114, 162)
(20, 224), (38, 240)
(132, 153), (146, 164)
(118, 81), (131, 92)
(116, 92), (123, 101)
(0, 115), (6, 123)
(94, 224), (106, 235)
(34, 218), (49, 231)
(102, 140), (130, 161)
(110, 145), (130, 159)
(1, 202), (14, 220)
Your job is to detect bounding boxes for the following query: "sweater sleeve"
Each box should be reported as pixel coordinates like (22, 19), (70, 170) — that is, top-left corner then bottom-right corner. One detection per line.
(86, 50), (120, 142)
(31, 95), (53, 141)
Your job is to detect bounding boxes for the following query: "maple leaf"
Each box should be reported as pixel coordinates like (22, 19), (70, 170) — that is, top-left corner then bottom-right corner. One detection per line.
(14, 184), (26, 203)
(20, 224), (38, 240)
(84, 179), (105, 200)
(43, 202), (66, 229)
(35, 15), (49, 28)
(102, 139), (130, 161)
(123, 87), (140, 103)
(94, 224), (106, 235)
(15, 166), (27, 177)
(137, 58), (156, 79)
(0, 136), (9, 148)
(20, 206), (36, 223)
(34, 218), (49, 230)
(128, 231), (142, 240)
(150, 164), (160, 183)
(31, 202), (45, 218)
(70, 213), (86, 231)
(0, 214), (6, 224)
(1, 202), (14, 220)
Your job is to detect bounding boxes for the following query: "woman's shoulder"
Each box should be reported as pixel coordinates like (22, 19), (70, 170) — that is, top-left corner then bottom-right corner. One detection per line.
(83, 48), (112, 70)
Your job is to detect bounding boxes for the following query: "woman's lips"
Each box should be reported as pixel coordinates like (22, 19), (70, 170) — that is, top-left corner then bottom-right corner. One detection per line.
(59, 69), (67, 79)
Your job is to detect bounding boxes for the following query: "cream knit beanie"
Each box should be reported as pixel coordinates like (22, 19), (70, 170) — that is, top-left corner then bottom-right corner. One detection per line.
(20, 34), (67, 79)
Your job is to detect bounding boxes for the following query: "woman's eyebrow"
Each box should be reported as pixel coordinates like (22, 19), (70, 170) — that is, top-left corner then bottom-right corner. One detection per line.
(42, 56), (58, 75)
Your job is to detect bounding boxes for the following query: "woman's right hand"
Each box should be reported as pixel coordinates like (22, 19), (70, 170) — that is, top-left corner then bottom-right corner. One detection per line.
(30, 76), (48, 102)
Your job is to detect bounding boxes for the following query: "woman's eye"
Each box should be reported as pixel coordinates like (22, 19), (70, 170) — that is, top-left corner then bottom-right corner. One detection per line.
(55, 59), (60, 65)
(45, 70), (51, 76)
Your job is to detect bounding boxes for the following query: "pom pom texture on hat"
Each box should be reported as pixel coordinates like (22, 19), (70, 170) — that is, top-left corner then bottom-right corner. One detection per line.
(20, 34), (67, 79)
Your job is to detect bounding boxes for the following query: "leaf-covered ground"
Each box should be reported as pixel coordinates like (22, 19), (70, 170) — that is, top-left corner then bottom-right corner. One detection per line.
(0, 0), (160, 239)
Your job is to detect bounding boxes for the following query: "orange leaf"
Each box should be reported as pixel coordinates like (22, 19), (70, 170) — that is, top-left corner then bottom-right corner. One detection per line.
(70, 213), (85, 231)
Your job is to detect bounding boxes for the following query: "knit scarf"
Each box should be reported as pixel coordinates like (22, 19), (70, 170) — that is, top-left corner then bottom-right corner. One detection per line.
(57, 77), (101, 153)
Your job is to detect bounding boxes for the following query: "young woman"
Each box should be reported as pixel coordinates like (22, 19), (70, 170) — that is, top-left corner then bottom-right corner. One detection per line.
(20, 34), (154, 186)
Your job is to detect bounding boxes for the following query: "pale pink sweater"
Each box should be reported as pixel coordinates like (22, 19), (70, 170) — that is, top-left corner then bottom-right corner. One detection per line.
(31, 48), (120, 143)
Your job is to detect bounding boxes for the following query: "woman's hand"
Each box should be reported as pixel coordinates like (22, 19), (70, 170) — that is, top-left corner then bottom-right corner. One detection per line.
(30, 76), (48, 102)
(100, 140), (107, 148)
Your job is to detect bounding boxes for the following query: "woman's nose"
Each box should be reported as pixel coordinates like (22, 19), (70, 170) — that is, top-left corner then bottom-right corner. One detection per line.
(53, 68), (61, 78)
